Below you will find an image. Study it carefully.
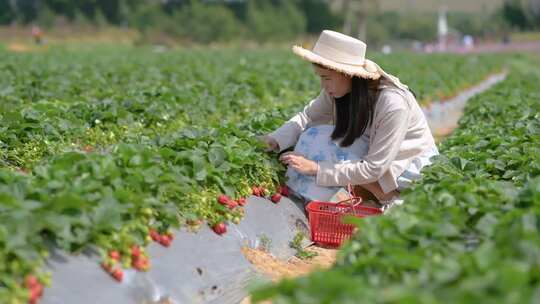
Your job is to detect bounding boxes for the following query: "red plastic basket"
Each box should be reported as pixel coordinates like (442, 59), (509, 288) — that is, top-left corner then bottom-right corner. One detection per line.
(306, 188), (383, 248)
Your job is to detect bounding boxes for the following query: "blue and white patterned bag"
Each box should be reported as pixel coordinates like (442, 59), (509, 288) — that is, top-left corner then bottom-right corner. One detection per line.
(286, 125), (369, 202)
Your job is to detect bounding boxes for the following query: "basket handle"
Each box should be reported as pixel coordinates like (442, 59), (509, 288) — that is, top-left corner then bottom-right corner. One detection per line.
(334, 184), (363, 209)
(335, 196), (362, 206)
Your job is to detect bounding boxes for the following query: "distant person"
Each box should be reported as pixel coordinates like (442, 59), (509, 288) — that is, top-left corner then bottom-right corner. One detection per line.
(259, 30), (438, 206)
(31, 26), (43, 45)
(463, 35), (474, 50)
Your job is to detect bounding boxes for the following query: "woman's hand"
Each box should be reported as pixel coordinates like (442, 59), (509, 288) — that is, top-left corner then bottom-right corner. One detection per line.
(279, 152), (318, 176)
(257, 135), (280, 152)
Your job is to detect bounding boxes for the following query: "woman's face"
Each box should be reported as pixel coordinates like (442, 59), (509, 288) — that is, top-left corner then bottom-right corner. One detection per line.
(313, 65), (352, 98)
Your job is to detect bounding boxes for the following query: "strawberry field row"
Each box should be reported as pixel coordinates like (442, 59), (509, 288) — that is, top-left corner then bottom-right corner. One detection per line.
(0, 48), (503, 169)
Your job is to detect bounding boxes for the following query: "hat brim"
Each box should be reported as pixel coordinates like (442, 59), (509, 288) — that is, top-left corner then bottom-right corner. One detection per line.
(292, 45), (381, 80)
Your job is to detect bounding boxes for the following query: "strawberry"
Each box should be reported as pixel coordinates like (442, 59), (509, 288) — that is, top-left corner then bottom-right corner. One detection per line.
(109, 250), (121, 261)
(237, 197), (246, 206)
(133, 256), (150, 271)
(217, 194), (231, 205)
(271, 193), (282, 203)
(227, 200), (238, 209)
(259, 187), (268, 196)
(133, 259), (145, 271)
(279, 185), (290, 197)
(159, 235), (172, 247)
(24, 275), (39, 289)
(112, 268), (123, 282)
(149, 229), (160, 242)
(29, 285), (43, 304)
(32, 283), (44, 298)
(252, 186), (261, 196)
(131, 245), (141, 258)
(101, 262), (112, 273)
(212, 223), (227, 235)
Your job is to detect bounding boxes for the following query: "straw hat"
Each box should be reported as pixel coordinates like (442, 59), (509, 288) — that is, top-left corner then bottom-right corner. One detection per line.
(292, 30), (409, 90)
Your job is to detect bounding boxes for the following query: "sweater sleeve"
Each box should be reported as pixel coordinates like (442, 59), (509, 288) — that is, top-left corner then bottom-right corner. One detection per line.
(315, 98), (409, 187)
(268, 89), (333, 152)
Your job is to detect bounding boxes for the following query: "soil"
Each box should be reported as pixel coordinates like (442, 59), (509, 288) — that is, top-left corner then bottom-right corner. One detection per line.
(241, 245), (337, 281)
(239, 245), (338, 304)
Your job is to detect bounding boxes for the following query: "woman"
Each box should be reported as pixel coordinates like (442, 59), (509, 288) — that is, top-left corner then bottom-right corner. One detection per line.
(260, 30), (438, 205)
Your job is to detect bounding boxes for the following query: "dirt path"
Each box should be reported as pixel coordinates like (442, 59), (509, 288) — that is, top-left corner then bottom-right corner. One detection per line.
(241, 245), (337, 281)
(239, 245), (337, 304)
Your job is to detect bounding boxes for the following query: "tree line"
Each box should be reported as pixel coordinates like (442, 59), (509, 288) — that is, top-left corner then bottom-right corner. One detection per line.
(1, 0), (538, 45)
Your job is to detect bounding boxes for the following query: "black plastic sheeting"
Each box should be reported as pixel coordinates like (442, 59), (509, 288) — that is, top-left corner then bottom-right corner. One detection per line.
(41, 195), (311, 304)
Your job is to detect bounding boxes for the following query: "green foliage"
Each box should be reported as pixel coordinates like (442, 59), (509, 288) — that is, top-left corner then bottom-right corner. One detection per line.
(448, 12), (497, 37)
(290, 232), (317, 260)
(298, 0), (342, 34)
(0, 0), (15, 25)
(370, 53), (504, 104)
(246, 0), (307, 42)
(502, 0), (532, 30)
(169, 1), (243, 43)
(366, 11), (438, 45)
(129, 3), (170, 31)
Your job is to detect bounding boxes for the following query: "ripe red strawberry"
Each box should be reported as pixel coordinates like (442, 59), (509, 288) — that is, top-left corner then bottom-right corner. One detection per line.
(159, 234), (172, 247)
(133, 259), (142, 270)
(252, 186), (261, 196)
(149, 229), (160, 242)
(32, 283), (44, 298)
(29, 292), (38, 304)
(217, 194), (231, 205)
(112, 269), (123, 282)
(131, 245), (141, 258)
(212, 223), (227, 235)
(28, 284), (44, 304)
(24, 275), (39, 289)
(271, 193), (282, 203)
(279, 185), (289, 197)
(133, 256), (150, 271)
(237, 197), (246, 206)
(133, 259), (145, 271)
(109, 250), (121, 261)
(227, 200), (238, 209)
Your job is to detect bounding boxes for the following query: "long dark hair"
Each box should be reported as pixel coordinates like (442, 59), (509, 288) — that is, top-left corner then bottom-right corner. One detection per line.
(332, 76), (380, 147)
